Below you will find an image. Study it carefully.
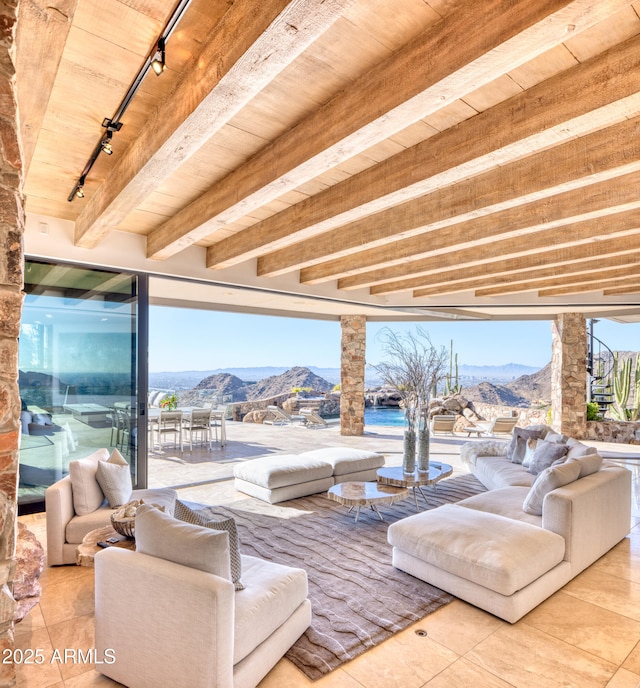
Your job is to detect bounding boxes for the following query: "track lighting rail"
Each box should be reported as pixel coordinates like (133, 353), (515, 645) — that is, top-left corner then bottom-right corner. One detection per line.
(67, 0), (192, 202)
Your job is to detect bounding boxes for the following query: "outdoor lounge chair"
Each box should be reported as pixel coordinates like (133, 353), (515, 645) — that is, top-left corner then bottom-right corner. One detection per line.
(463, 416), (519, 437)
(430, 414), (457, 435)
(264, 405), (304, 426)
(299, 407), (329, 428)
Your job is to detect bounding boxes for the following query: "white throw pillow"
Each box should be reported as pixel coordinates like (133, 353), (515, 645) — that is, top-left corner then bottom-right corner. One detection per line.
(567, 452), (603, 478)
(523, 460), (582, 516)
(135, 504), (232, 580)
(68, 448), (110, 516)
(521, 438), (538, 468)
(108, 447), (129, 466)
(565, 439), (598, 461)
(96, 460), (133, 507)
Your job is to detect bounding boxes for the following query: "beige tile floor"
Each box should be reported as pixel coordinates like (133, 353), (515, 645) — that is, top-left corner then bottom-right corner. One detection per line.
(13, 422), (640, 688)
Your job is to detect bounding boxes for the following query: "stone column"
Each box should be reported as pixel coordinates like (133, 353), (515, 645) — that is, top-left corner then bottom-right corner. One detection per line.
(551, 314), (587, 438)
(340, 315), (366, 436)
(0, 1), (25, 684)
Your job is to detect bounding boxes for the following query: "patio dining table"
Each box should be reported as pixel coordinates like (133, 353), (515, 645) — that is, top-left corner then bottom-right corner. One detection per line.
(147, 406), (227, 446)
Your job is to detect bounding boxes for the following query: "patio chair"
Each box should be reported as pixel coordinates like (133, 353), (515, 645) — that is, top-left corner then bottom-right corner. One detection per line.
(299, 407), (328, 429)
(264, 405), (304, 426)
(486, 416), (519, 436)
(152, 410), (183, 451)
(464, 416), (519, 437)
(430, 414), (457, 435)
(182, 408), (213, 450)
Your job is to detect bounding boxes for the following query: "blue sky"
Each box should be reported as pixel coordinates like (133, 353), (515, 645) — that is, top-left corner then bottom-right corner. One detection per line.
(149, 307), (640, 372)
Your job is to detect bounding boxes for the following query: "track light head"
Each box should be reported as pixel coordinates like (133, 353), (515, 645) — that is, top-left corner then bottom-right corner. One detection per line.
(100, 131), (113, 155)
(75, 185), (84, 199)
(151, 37), (166, 75)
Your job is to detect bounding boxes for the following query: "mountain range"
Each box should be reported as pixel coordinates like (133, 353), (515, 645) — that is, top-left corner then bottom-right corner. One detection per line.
(150, 362), (541, 390)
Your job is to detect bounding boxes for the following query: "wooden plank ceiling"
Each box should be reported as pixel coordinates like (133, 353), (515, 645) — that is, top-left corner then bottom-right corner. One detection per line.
(15, 0), (640, 319)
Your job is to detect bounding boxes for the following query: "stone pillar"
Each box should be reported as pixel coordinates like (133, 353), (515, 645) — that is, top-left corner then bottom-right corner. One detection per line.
(0, 1), (25, 684)
(340, 315), (366, 436)
(551, 314), (587, 438)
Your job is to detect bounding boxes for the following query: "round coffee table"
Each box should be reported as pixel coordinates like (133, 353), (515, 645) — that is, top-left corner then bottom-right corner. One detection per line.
(377, 462), (453, 509)
(76, 525), (135, 567)
(327, 481), (409, 522)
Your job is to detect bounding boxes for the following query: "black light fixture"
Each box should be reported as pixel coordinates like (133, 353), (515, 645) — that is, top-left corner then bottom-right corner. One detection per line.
(151, 37), (166, 76)
(67, 0), (193, 202)
(100, 131), (113, 156)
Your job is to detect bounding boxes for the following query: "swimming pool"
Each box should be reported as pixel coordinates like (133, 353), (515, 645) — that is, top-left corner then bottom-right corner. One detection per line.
(364, 407), (406, 427)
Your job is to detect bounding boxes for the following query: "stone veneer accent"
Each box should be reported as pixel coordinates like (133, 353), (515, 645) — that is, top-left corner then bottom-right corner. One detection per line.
(340, 315), (365, 436)
(0, 1), (24, 684)
(551, 313), (587, 439)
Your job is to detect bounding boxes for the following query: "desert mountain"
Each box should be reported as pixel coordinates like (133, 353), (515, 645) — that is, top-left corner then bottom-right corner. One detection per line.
(463, 363), (551, 407)
(180, 366), (333, 403)
(246, 366), (333, 400)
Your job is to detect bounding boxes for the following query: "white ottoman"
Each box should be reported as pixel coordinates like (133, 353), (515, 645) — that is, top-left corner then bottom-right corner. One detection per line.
(234, 454), (335, 504)
(233, 449), (385, 503)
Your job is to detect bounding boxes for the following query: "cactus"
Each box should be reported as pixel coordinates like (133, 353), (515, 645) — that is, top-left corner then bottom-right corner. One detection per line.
(629, 353), (640, 421)
(610, 353), (632, 421)
(444, 340), (461, 396)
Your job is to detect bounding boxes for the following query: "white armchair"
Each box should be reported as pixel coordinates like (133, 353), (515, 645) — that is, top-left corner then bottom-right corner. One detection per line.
(45, 448), (176, 565)
(94, 548), (311, 688)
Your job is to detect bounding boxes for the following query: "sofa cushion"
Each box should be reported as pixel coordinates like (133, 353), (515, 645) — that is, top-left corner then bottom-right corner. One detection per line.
(387, 504), (565, 596)
(509, 427), (547, 464)
(234, 555), (308, 665)
(96, 460), (132, 508)
(68, 448), (110, 516)
(565, 438), (599, 461)
(473, 455), (535, 489)
(527, 439), (569, 475)
(567, 452), (603, 478)
(457, 486), (541, 526)
(298, 447), (384, 476)
(174, 500), (244, 590)
(233, 454), (334, 489)
(523, 460), (582, 516)
(135, 504), (232, 580)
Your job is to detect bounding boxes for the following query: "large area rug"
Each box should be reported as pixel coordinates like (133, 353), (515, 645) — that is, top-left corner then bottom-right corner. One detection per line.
(197, 472), (486, 680)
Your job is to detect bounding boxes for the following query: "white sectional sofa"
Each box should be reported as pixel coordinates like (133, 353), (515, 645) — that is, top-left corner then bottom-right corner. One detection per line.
(388, 426), (632, 623)
(233, 447), (385, 503)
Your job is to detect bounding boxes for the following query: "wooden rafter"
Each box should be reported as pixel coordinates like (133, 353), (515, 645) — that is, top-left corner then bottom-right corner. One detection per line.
(407, 249), (640, 298)
(179, 0), (631, 267)
(256, 32), (640, 278)
(73, 0), (353, 248)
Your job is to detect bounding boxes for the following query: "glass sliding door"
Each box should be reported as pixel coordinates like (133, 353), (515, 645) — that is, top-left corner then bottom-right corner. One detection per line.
(18, 260), (147, 513)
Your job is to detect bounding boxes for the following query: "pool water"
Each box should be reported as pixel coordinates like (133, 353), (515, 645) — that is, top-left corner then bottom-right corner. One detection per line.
(364, 407), (406, 427)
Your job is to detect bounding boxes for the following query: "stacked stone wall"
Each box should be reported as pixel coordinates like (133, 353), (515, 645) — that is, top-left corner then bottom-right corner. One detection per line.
(0, 1), (24, 684)
(551, 314), (587, 438)
(340, 315), (365, 436)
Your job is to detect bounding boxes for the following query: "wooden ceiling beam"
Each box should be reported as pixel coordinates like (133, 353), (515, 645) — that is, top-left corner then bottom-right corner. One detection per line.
(475, 264), (640, 297)
(337, 178), (640, 291)
(538, 273), (640, 296)
(304, 117), (640, 285)
(257, 32), (640, 277)
(368, 223), (640, 296)
(73, 0), (352, 248)
(186, 0), (631, 268)
(603, 285), (640, 295)
(408, 247), (640, 298)
(16, 0), (79, 175)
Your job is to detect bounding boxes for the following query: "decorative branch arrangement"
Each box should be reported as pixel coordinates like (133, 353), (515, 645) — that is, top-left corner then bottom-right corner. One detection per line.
(373, 327), (448, 472)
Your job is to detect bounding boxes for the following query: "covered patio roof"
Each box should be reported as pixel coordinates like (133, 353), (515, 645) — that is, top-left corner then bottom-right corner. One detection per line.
(16, 0), (640, 322)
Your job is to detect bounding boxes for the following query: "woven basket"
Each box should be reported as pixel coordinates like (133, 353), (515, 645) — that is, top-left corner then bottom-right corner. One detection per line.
(110, 514), (135, 539)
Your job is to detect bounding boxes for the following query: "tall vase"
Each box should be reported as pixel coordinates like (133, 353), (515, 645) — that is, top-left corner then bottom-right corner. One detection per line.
(403, 429), (416, 474)
(417, 427), (430, 472)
